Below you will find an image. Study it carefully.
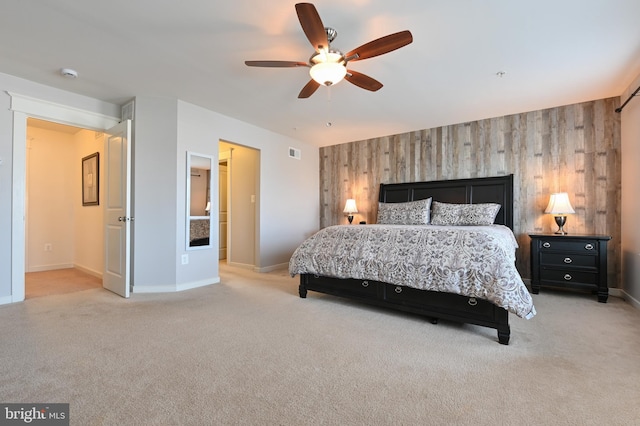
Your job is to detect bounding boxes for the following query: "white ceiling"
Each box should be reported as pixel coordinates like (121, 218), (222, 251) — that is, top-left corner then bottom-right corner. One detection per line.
(2, 0), (640, 147)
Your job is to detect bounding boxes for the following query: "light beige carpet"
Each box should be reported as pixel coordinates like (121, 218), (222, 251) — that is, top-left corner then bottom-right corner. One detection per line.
(1, 264), (639, 425)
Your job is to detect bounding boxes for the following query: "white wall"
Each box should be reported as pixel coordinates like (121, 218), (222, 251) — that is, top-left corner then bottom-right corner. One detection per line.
(621, 73), (640, 307)
(130, 96), (179, 290)
(129, 97), (319, 290)
(73, 129), (104, 276)
(26, 126), (75, 271)
(176, 100), (320, 280)
(25, 126), (104, 276)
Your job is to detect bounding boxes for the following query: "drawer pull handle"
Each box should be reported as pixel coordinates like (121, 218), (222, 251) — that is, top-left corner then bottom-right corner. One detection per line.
(564, 274), (572, 281)
(542, 242), (551, 248)
(585, 243), (594, 250)
(564, 257), (572, 264)
(394, 286), (402, 294)
(468, 297), (478, 306)
(361, 280), (369, 288)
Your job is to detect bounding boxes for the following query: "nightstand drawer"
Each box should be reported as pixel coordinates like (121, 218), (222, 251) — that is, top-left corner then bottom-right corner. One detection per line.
(540, 253), (597, 269)
(537, 239), (598, 253)
(540, 269), (598, 285)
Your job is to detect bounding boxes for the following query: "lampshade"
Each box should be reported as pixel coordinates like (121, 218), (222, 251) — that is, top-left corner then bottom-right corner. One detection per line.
(205, 201), (211, 212)
(343, 199), (358, 214)
(310, 62), (347, 86)
(544, 192), (575, 214)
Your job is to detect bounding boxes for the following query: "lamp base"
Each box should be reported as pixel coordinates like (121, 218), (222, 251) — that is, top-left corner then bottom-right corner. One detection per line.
(554, 215), (568, 235)
(347, 215), (354, 224)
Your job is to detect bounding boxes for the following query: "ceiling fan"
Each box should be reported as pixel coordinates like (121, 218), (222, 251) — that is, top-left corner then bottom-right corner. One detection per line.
(244, 2), (413, 99)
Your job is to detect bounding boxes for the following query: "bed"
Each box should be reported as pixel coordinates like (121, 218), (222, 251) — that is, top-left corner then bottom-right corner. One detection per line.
(289, 174), (535, 345)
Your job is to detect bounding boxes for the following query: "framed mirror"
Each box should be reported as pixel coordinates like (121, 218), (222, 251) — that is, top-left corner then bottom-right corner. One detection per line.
(186, 152), (213, 250)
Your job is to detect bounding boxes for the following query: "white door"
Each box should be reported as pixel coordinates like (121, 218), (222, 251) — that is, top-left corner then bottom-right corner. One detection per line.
(103, 120), (131, 297)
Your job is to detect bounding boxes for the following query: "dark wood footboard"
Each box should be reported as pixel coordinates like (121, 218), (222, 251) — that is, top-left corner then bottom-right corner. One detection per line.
(299, 274), (510, 345)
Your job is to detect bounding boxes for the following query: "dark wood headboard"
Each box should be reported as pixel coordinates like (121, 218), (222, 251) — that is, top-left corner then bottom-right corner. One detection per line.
(378, 175), (514, 229)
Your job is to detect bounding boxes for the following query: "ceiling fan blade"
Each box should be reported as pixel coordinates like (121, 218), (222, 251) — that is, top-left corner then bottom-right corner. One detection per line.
(245, 60), (308, 68)
(298, 79), (321, 98)
(345, 70), (383, 92)
(295, 3), (328, 52)
(345, 30), (413, 62)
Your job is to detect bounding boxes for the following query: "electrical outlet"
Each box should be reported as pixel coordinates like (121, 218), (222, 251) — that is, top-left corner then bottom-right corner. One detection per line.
(181, 254), (189, 265)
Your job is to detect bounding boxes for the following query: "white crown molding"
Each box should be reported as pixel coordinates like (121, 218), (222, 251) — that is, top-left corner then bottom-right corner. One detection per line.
(6, 91), (119, 130)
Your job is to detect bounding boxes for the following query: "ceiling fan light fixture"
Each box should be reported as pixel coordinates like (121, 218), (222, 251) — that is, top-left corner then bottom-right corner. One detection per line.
(309, 61), (346, 86)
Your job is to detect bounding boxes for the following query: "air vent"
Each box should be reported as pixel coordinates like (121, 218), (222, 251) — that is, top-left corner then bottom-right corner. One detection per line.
(289, 147), (301, 160)
(121, 100), (135, 121)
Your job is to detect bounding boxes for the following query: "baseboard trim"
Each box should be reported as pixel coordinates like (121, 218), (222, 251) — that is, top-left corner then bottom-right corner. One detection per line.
(608, 287), (623, 298)
(74, 264), (102, 279)
(618, 289), (640, 310)
(0, 295), (14, 306)
(131, 285), (176, 293)
(254, 263), (289, 273)
(27, 263), (74, 273)
(133, 277), (220, 294)
(226, 261), (255, 271)
(177, 277), (220, 292)
(222, 261), (289, 273)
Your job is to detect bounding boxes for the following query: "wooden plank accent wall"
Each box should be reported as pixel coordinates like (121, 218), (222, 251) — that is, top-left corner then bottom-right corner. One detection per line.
(319, 98), (621, 287)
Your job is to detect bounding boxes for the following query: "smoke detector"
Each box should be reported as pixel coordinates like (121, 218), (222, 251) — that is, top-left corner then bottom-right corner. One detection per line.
(60, 68), (78, 78)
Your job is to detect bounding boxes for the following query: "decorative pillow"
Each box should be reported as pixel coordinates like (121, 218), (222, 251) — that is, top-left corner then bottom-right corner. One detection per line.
(430, 201), (501, 226)
(377, 198), (432, 225)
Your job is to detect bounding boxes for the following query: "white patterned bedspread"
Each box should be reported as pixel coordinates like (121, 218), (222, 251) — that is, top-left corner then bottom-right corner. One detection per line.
(289, 224), (536, 319)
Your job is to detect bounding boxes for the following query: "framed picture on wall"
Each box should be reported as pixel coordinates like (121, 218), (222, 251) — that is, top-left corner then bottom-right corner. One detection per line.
(82, 152), (99, 206)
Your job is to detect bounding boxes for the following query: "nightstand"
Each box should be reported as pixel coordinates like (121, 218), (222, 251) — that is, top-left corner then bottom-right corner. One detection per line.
(529, 234), (611, 302)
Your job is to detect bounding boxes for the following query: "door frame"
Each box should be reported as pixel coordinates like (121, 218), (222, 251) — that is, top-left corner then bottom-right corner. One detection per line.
(8, 92), (120, 302)
(218, 141), (260, 270)
(219, 149), (232, 262)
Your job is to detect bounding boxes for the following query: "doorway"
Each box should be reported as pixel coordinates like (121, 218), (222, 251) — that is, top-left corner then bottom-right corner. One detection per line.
(9, 92), (120, 303)
(24, 118), (103, 298)
(218, 141), (260, 270)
